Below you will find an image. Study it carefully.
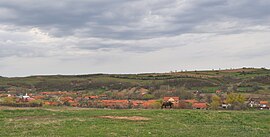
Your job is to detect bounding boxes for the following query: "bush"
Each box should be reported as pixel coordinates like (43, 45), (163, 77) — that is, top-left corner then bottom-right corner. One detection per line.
(226, 93), (245, 110)
(210, 95), (221, 110)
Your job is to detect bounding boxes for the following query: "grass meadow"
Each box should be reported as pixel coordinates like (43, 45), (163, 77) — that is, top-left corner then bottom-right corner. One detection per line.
(0, 107), (269, 137)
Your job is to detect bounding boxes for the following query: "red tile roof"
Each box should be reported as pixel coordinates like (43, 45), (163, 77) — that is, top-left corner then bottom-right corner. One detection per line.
(85, 95), (99, 99)
(216, 90), (222, 93)
(44, 101), (59, 106)
(142, 100), (158, 107)
(131, 100), (144, 106)
(184, 99), (198, 104)
(260, 101), (268, 105)
(60, 97), (73, 102)
(27, 98), (35, 102)
(192, 103), (207, 109)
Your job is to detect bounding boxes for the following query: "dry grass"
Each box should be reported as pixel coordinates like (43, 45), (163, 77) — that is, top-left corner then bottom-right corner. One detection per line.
(98, 116), (150, 121)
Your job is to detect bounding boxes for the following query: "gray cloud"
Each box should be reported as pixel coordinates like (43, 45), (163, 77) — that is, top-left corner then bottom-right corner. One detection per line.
(1, 0), (270, 40)
(0, 0), (270, 76)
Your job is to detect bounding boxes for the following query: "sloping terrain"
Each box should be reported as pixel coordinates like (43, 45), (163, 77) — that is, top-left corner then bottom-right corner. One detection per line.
(0, 68), (270, 95)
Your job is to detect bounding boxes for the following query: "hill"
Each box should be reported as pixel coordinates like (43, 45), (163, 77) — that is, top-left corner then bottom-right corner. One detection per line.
(0, 68), (270, 99)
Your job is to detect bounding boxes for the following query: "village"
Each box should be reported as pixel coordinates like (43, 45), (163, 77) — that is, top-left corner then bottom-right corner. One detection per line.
(0, 89), (269, 110)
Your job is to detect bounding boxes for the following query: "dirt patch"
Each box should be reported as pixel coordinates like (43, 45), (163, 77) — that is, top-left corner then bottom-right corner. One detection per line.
(12, 116), (58, 121)
(98, 116), (150, 121)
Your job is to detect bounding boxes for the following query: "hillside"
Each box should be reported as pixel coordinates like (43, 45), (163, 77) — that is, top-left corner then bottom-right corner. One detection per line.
(0, 68), (270, 98)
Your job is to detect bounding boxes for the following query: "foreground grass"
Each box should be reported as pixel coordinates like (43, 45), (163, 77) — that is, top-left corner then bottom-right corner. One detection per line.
(0, 107), (269, 137)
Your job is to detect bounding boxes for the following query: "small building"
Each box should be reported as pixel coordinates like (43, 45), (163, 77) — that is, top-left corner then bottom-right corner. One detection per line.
(259, 101), (269, 110)
(192, 102), (208, 109)
(142, 100), (159, 109)
(22, 93), (30, 99)
(184, 99), (197, 104)
(101, 100), (129, 108)
(85, 95), (99, 100)
(215, 90), (222, 94)
(248, 98), (261, 108)
(131, 100), (144, 108)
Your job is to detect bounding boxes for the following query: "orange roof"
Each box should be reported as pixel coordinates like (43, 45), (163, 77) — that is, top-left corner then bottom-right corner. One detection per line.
(60, 97), (73, 101)
(44, 101), (51, 105)
(44, 101), (59, 106)
(85, 95), (99, 99)
(192, 103), (207, 109)
(142, 100), (158, 107)
(26, 98), (35, 102)
(184, 99), (198, 104)
(260, 101), (269, 104)
(131, 100), (144, 106)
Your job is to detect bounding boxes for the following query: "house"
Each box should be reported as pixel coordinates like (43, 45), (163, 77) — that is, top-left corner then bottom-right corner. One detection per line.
(248, 98), (261, 108)
(131, 100), (144, 108)
(22, 93), (30, 99)
(60, 96), (73, 102)
(220, 100), (231, 109)
(67, 100), (79, 107)
(101, 100), (129, 108)
(184, 99), (198, 104)
(44, 101), (59, 106)
(16, 93), (35, 102)
(259, 101), (269, 110)
(25, 97), (35, 102)
(215, 90), (222, 94)
(142, 100), (159, 108)
(221, 103), (231, 109)
(99, 94), (108, 100)
(192, 102), (208, 109)
(85, 95), (99, 100)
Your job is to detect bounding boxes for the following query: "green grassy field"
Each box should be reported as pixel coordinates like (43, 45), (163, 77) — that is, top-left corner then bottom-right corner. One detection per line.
(0, 107), (269, 137)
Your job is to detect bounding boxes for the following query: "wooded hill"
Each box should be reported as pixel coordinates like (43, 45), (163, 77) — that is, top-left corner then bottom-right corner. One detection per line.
(0, 68), (270, 96)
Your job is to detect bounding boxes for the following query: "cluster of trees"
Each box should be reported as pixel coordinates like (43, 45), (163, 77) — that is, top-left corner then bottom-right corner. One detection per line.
(210, 93), (246, 110)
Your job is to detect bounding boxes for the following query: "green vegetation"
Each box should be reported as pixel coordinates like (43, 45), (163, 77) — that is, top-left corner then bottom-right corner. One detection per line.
(210, 95), (221, 110)
(0, 68), (270, 100)
(0, 107), (269, 137)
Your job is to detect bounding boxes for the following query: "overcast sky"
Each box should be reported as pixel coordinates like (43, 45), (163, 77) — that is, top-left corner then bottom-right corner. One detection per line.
(1, 0), (270, 77)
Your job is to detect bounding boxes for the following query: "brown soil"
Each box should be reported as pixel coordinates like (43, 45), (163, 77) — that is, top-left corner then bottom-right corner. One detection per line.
(98, 116), (150, 121)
